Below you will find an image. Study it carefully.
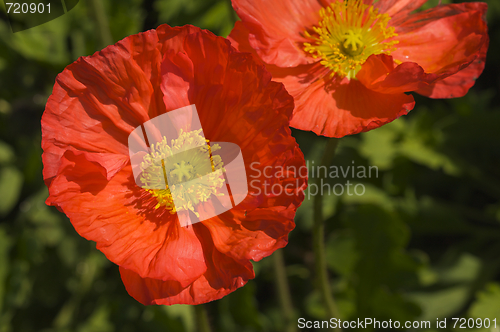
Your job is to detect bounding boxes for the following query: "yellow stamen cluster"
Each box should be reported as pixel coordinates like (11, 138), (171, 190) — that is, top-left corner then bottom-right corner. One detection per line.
(304, 0), (398, 79)
(139, 129), (225, 216)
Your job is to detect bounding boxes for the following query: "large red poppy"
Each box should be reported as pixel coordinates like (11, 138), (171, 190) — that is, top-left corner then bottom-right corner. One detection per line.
(228, 0), (489, 137)
(41, 24), (307, 305)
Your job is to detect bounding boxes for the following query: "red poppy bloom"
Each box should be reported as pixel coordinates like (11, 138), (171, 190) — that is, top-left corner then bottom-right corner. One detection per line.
(41, 24), (307, 305)
(228, 0), (489, 137)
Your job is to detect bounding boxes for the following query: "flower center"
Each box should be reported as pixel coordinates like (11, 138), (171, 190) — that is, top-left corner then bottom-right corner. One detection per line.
(170, 160), (195, 183)
(303, 0), (398, 79)
(139, 129), (225, 217)
(342, 30), (364, 56)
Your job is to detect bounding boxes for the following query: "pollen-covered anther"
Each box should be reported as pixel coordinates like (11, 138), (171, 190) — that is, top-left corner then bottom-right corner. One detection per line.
(303, 0), (399, 79)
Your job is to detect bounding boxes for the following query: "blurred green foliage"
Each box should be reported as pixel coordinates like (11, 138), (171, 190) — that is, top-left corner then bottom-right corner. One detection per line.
(0, 0), (499, 331)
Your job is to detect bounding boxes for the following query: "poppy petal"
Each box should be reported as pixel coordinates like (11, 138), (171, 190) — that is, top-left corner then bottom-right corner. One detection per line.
(42, 29), (167, 185)
(120, 223), (255, 305)
(265, 63), (414, 137)
(356, 54), (475, 94)
(231, 0), (322, 67)
(293, 79), (413, 137)
(375, 0), (427, 18)
(415, 34), (488, 98)
(392, 3), (488, 75)
(227, 21), (264, 65)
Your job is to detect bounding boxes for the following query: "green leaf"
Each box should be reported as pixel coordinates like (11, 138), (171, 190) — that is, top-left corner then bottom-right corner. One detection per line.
(77, 303), (114, 332)
(197, 1), (234, 37)
(0, 166), (23, 216)
(399, 137), (461, 176)
(409, 254), (482, 322)
(341, 183), (394, 211)
(326, 231), (359, 276)
(340, 205), (422, 321)
(163, 304), (195, 332)
(227, 281), (263, 330)
(0, 16), (70, 64)
(360, 119), (403, 170)
(408, 197), (472, 235)
(439, 254), (481, 284)
(155, 0), (195, 22)
(23, 188), (64, 246)
(469, 283), (500, 320)
(0, 141), (14, 165)
(410, 285), (469, 321)
(107, 0), (144, 42)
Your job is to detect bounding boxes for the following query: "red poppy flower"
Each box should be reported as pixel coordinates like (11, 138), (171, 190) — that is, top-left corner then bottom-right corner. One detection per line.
(228, 0), (489, 137)
(41, 24), (307, 305)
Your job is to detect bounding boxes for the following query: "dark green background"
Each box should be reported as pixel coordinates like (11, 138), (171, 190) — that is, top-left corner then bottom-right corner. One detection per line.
(0, 0), (499, 331)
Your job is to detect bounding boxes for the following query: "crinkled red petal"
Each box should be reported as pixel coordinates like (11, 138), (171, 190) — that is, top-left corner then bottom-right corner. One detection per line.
(119, 222), (254, 305)
(392, 3), (488, 75)
(264, 63), (414, 137)
(375, 0), (428, 21)
(231, 0), (322, 67)
(356, 54), (477, 94)
(416, 22), (489, 98)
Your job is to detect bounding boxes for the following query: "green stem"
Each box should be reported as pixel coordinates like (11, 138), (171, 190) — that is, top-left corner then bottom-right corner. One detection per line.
(194, 304), (212, 332)
(273, 249), (297, 332)
(89, 0), (113, 48)
(312, 138), (341, 331)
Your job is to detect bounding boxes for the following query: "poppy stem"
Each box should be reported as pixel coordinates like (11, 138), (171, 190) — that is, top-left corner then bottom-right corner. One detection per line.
(313, 138), (341, 331)
(194, 304), (212, 332)
(273, 249), (297, 332)
(89, 0), (113, 48)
